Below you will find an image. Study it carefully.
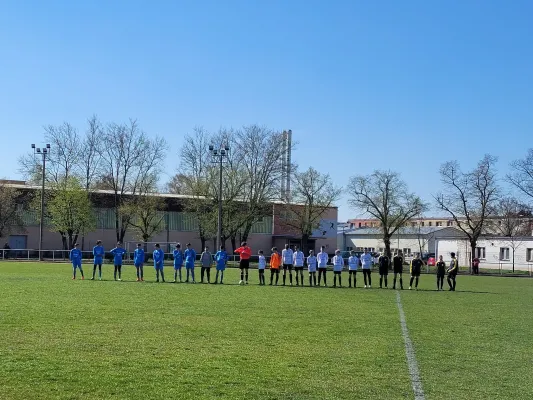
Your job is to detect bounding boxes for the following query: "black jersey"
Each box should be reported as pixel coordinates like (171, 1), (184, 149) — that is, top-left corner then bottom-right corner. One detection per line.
(393, 256), (403, 269)
(436, 261), (446, 275)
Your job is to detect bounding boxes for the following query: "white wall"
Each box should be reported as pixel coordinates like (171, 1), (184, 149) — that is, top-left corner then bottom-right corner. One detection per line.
(345, 235), (429, 255)
(436, 237), (533, 271)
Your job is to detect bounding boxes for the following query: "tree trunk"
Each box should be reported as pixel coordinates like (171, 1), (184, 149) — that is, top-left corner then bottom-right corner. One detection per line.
(115, 211), (120, 242)
(230, 236), (237, 254)
(383, 236), (392, 259)
(301, 233), (310, 255)
(200, 237), (206, 251)
(470, 241), (476, 275)
(512, 247), (515, 273)
(241, 223), (252, 243)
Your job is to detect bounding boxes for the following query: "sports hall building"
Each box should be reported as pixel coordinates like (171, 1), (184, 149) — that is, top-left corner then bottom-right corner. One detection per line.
(3, 182), (338, 254)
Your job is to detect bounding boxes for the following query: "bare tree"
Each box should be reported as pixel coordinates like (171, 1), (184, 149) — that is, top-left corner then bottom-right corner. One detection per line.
(348, 170), (427, 259)
(175, 127), (217, 249)
(492, 197), (531, 272)
(434, 155), (500, 272)
(236, 125), (292, 242)
(283, 167), (342, 253)
(99, 119), (167, 242)
(18, 122), (81, 185)
(508, 149), (533, 204)
(0, 182), (25, 240)
(79, 115), (104, 190)
(165, 173), (188, 195)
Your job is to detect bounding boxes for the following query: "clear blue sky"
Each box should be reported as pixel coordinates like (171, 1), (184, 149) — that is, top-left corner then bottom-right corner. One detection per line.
(1, 0), (532, 221)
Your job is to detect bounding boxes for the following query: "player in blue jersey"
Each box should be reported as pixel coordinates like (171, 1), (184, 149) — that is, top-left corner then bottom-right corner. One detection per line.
(134, 243), (145, 282)
(184, 243), (196, 283)
(153, 244), (165, 282)
(214, 245), (228, 284)
(70, 243), (84, 280)
(110, 242), (127, 281)
(91, 240), (104, 280)
(173, 243), (184, 283)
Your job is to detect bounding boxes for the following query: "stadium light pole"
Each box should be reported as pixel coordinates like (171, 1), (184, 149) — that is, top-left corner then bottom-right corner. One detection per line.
(209, 144), (230, 250)
(31, 143), (51, 261)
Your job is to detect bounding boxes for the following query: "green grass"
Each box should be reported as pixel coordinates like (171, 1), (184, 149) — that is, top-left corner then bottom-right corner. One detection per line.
(0, 262), (532, 399)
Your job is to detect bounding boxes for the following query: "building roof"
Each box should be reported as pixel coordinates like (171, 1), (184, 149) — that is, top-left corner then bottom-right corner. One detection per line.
(342, 226), (453, 236)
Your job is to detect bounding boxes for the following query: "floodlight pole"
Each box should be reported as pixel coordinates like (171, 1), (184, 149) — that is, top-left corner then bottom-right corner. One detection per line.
(32, 143), (51, 261)
(209, 144), (229, 249)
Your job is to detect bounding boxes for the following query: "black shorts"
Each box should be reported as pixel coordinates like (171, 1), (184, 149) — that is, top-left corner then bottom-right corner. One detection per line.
(349, 270), (357, 274)
(294, 266), (304, 271)
(333, 271), (342, 275)
(283, 264), (293, 271)
(239, 259), (250, 269)
(437, 272), (445, 278)
(393, 265), (403, 274)
(411, 267), (421, 277)
(448, 273), (457, 278)
(379, 266), (389, 275)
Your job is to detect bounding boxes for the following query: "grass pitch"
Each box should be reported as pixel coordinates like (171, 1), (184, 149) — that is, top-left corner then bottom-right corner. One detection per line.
(0, 262), (532, 399)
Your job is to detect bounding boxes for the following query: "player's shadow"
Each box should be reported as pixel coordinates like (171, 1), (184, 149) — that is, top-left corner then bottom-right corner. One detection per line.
(404, 288), (495, 294)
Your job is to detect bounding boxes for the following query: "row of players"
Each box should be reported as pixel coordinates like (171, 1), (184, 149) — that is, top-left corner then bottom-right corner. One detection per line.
(69, 241), (459, 291)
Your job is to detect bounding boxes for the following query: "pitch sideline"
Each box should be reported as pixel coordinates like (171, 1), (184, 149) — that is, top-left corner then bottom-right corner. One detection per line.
(396, 291), (425, 400)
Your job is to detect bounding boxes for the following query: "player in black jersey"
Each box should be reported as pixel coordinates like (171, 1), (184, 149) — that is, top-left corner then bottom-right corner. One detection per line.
(392, 252), (404, 290)
(409, 254), (423, 290)
(436, 255), (446, 291)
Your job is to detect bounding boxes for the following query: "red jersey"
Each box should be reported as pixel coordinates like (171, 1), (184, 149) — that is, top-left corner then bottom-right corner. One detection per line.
(235, 246), (252, 260)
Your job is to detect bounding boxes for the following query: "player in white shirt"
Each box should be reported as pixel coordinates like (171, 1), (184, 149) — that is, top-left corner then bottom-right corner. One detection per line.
(332, 249), (344, 287)
(360, 248), (374, 288)
(317, 246), (329, 287)
(307, 250), (317, 287)
(293, 245), (305, 286)
(281, 244), (294, 286)
(258, 250), (266, 285)
(348, 251), (359, 288)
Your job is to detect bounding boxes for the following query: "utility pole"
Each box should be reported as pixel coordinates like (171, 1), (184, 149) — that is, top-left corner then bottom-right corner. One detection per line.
(209, 143), (229, 249)
(31, 143), (51, 261)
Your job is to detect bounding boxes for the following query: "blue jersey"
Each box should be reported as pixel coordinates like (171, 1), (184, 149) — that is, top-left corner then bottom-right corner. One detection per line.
(153, 249), (165, 266)
(173, 249), (184, 267)
(215, 250), (228, 268)
(134, 248), (145, 265)
(70, 248), (82, 264)
(93, 245), (104, 262)
(110, 247), (127, 266)
(184, 248), (196, 267)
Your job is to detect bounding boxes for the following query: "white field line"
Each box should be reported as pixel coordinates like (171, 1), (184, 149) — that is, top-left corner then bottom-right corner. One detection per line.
(396, 291), (426, 400)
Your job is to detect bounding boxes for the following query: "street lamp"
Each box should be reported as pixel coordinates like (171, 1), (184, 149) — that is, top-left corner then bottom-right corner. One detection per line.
(209, 143), (230, 249)
(32, 143), (51, 261)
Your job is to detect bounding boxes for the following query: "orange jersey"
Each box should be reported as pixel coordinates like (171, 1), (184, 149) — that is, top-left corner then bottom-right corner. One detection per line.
(235, 246), (252, 260)
(270, 252), (282, 269)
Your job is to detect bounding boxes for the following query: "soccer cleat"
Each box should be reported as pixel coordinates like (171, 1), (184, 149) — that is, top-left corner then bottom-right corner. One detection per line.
(172, 280), (176, 283)
(99, 277), (102, 281)
(81, 276), (85, 280)
(245, 281), (249, 285)
(156, 279), (159, 283)
(117, 278), (122, 281)
(72, 277), (76, 280)
(136, 278), (140, 282)
(90, 277), (95, 281)
(239, 280), (244, 285)
(364, 285), (367, 288)
(409, 287), (412, 290)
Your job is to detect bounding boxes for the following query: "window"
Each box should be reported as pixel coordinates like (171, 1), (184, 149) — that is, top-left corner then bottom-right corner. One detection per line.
(411, 222), (416, 227)
(421, 222), (425, 227)
(346, 246), (353, 251)
(475, 247), (486, 259)
(436, 221), (443, 227)
(358, 223), (362, 228)
(500, 247), (510, 261)
(527, 248), (533, 262)
(403, 248), (411, 255)
(428, 222), (433, 226)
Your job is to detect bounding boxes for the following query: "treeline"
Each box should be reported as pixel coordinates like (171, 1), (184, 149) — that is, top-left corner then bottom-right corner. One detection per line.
(1, 117), (341, 251)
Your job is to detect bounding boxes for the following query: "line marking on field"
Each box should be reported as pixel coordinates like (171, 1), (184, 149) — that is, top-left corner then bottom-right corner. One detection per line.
(396, 291), (425, 400)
